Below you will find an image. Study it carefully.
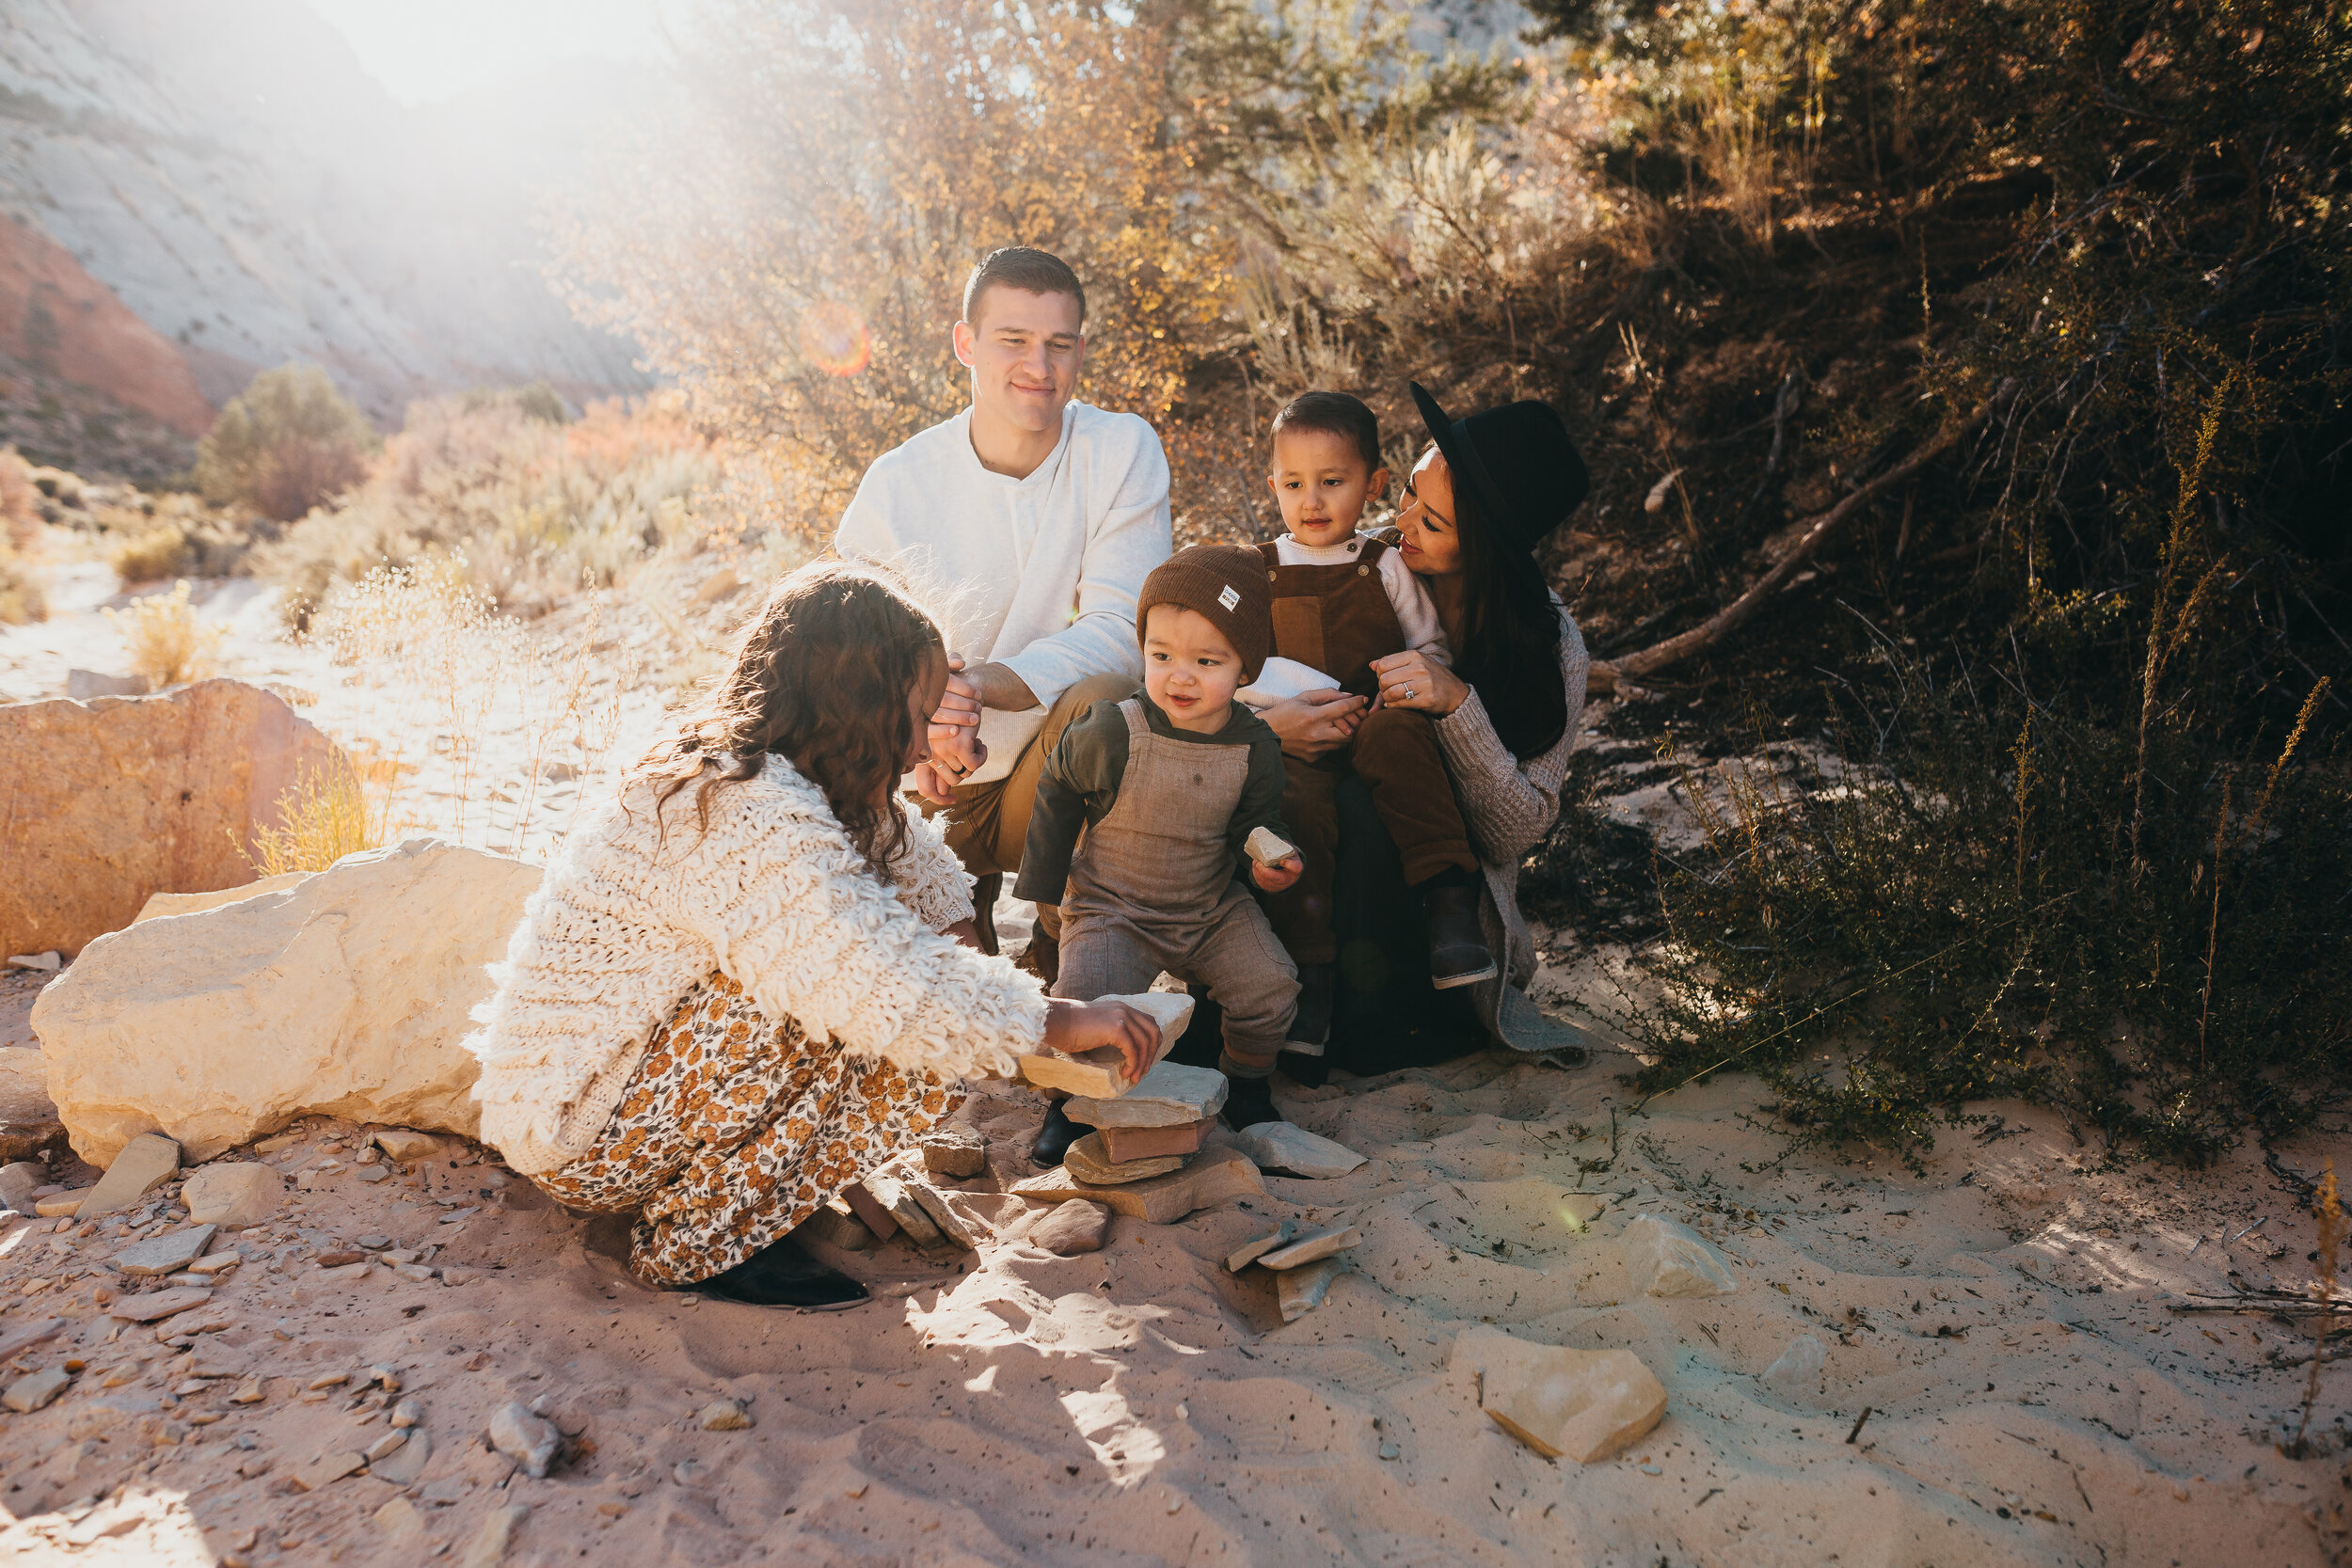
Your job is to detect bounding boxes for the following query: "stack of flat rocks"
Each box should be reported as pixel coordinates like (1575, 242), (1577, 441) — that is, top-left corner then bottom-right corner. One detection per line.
(1010, 1024), (1268, 1224)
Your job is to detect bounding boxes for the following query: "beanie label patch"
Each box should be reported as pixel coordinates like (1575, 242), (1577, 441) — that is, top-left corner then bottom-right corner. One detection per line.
(1217, 584), (1240, 611)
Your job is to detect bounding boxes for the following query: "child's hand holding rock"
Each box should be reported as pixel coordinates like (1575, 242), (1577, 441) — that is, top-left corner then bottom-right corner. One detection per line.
(1250, 852), (1304, 894)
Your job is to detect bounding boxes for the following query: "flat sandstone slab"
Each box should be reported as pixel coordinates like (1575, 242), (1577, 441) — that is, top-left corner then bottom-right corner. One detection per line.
(108, 1286), (213, 1323)
(1451, 1325), (1666, 1464)
(77, 1132), (180, 1219)
(1232, 1121), (1366, 1180)
(1062, 1062), (1228, 1130)
(112, 1223), (216, 1277)
(1258, 1225), (1360, 1271)
(1096, 1117), (1210, 1164)
(1277, 1256), (1344, 1322)
(1062, 1132), (1184, 1186)
(1011, 1146), (1263, 1224)
(1014, 992), (1192, 1099)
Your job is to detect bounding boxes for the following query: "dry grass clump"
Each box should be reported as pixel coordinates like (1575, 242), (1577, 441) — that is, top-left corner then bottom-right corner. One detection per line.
(310, 558), (638, 856)
(103, 580), (224, 689)
(259, 390), (722, 628)
(242, 754), (389, 876)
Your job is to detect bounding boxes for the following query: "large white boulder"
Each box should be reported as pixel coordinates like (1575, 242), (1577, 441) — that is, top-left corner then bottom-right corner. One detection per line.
(30, 838), (539, 1164)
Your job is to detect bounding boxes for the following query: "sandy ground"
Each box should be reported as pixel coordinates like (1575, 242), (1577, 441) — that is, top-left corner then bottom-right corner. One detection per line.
(0, 991), (2343, 1567)
(4, 548), (2350, 1565)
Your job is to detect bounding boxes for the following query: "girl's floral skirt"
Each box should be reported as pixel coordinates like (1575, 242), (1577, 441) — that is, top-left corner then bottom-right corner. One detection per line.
(532, 970), (961, 1286)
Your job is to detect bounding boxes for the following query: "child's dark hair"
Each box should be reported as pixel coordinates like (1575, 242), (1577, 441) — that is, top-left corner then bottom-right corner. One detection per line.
(629, 561), (943, 871)
(1270, 391), (1382, 471)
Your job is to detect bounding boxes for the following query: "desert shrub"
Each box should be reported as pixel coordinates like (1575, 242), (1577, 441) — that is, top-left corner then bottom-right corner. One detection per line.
(0, 540), (40, 625)
(242, 754), (384, 876)
(1621, 647), (2349, 1165)
(256, 392), (721, 626)
(196, 363), (377, 523)
(104, 580), (224, 689)
(109, 524), (189, 584)
(0, 449), (37, 550)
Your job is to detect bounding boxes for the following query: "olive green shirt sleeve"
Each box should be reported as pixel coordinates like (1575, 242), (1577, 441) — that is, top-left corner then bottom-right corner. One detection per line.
(1226, 713), (1292, 864)
(1012, 699), (1131, 908)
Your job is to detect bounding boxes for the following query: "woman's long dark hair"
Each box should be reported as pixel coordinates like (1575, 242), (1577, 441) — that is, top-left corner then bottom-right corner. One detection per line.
(1450, 478), (1567, 760)
(629, 560), (943, 870)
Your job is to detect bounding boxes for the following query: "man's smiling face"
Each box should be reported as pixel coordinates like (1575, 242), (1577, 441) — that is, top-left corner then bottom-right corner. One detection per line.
(954, 285), (1085, 436)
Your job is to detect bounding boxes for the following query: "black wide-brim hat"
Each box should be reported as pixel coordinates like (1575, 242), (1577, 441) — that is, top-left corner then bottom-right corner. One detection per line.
(1410, 382), (1589, 571)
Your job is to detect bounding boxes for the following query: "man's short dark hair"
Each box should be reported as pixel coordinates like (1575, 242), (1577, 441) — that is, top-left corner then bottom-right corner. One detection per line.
(962, 247), (1087, 328)
(1270, 390), (1382, 471)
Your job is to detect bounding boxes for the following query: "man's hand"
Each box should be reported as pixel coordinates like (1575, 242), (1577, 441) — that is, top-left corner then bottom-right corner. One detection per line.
(961, 659), (1041, 714)
(928, 652), (987, 774)
(1249, 851), (1304, 894)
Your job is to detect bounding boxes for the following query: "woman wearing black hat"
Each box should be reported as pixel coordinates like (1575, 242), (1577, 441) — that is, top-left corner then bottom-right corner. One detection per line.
(1258, 383), (1594, 1068)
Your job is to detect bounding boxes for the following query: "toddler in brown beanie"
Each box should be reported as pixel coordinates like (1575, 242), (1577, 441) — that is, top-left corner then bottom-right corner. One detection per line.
(1016, 545), (1305, 1143)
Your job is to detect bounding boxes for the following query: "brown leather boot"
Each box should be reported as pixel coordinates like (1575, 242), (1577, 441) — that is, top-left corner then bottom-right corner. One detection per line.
(971, 873), (1001, 956)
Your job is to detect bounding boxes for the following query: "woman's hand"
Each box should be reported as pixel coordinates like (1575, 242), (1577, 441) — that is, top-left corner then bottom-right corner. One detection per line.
(943, 918), (984, 951)
(1369, 650), (1470, 717)
(1256, 689), (1369, 763)
(1041, 997), (1163, 1086)
(1249, 852), (1304, 894)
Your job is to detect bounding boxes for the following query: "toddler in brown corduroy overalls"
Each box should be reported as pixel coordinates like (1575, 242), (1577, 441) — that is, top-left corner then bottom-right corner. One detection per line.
(1257, 392), (1497, 1058)
(1017, 545), (1307, 1135)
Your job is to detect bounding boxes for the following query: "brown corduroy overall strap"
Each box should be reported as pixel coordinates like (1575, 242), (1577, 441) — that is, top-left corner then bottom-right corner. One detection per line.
(1256, 536), (1409, 699)
(1064, 699), (1252, 931)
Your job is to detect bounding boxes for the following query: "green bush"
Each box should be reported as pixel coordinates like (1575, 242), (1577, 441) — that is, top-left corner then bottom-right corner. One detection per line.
(196, 363), (377, 523)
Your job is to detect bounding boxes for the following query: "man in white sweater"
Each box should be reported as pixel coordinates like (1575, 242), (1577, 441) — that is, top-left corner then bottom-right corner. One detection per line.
(834, 247), (1171, 954)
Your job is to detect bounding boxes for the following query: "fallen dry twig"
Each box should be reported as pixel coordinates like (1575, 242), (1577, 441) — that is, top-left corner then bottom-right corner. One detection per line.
(1588, 381), (2017, 695)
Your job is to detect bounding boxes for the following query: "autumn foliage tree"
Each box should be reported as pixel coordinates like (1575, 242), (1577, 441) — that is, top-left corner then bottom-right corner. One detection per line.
(555, 0), (1239, 535)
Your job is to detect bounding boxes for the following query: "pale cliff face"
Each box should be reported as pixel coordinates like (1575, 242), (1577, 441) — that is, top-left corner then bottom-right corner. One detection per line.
(0, 0), (656, 428)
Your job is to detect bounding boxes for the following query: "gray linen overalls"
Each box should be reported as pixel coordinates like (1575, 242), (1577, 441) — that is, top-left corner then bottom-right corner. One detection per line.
(1049, 700), (1299, 1059)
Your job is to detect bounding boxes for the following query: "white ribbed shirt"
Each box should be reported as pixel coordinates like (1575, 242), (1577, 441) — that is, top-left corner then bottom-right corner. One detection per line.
(834, 402), (1172, 784)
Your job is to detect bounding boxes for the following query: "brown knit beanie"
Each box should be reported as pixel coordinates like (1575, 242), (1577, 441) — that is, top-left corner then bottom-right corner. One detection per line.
(1136, 544), (1273, 681)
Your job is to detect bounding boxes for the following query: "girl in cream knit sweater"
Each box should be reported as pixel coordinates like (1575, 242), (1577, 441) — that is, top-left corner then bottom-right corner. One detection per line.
(465, 562), (1157, 1308)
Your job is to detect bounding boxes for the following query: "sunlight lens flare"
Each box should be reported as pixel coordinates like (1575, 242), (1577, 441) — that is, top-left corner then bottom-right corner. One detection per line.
(799, 301), (871, 377)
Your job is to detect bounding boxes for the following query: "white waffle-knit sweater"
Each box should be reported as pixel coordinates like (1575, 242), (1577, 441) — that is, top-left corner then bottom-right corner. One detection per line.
(464, 753), (1046, 1176)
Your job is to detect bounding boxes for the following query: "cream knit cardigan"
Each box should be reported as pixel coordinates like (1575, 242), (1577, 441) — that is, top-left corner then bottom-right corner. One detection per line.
(465, 754), (1047, 1176)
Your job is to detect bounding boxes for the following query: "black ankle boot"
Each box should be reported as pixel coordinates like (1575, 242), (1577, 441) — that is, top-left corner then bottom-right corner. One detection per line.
(1220, 1072), (1281, 1131)
(1279, 1051), (1329, 1088)
(698, 1235), (867, 1309)
(1422, 882), (1497, 990)
(1030, 1098), (1083, 1167)
(1286, 963), (1334, 1053)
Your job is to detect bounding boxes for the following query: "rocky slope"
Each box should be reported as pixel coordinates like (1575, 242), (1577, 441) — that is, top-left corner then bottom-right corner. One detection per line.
(0, 0), (651, 435)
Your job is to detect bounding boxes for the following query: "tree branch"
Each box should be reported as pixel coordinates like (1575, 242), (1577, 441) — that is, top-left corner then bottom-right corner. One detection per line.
(1588, 381), (2016, 695)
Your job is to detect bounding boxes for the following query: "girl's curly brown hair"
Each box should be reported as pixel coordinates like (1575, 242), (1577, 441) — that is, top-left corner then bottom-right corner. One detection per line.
(630, 560), (944, 870)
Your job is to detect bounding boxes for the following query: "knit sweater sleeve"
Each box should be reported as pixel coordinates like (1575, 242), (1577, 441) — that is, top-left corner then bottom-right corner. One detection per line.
(1434, 607), (1589, 864)
(883, 800), (977, 931)
(679, 794), (1046, 1086)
